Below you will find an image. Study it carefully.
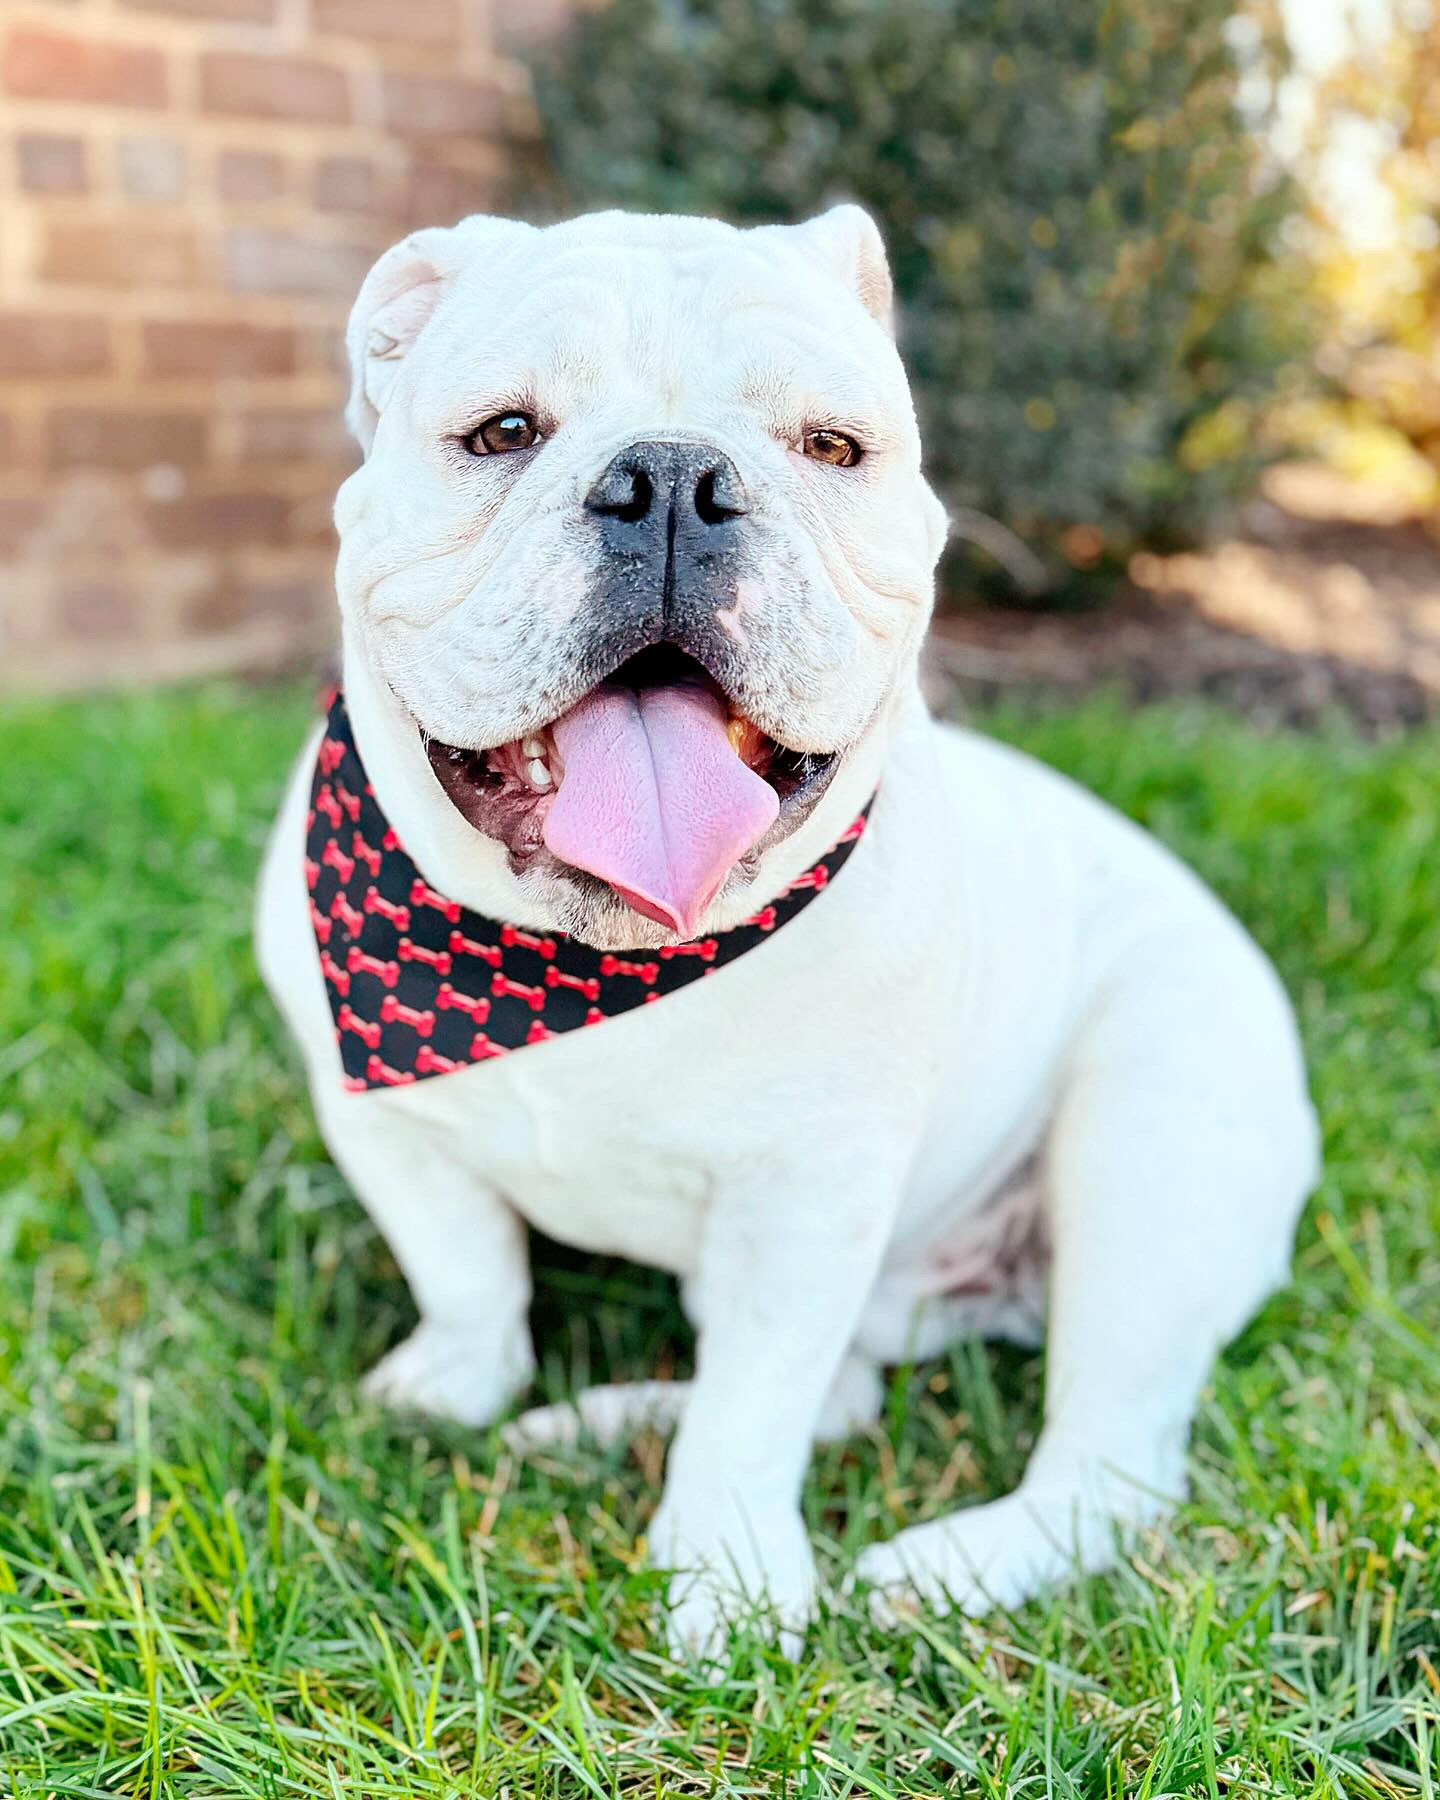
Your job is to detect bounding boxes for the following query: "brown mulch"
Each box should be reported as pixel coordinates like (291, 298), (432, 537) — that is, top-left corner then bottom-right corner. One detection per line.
(924, 464), (1440, 733)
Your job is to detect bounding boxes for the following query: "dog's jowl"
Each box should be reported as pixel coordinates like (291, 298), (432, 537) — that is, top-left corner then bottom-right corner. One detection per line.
(256, 206), (1318, 1656)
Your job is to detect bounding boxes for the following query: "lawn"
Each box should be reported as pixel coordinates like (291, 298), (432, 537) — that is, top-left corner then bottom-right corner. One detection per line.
(0, 682), (1436, 1797)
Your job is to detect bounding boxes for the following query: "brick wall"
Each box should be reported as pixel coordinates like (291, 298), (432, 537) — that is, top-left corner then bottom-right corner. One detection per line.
(0, 0), (571, 688)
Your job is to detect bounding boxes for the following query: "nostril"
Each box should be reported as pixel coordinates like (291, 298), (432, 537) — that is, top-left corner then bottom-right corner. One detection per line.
(694, 466), (746, 526)
(615, 467), (652, 525)
(587, 442), (745, 530)
(585, 459), (654, 524)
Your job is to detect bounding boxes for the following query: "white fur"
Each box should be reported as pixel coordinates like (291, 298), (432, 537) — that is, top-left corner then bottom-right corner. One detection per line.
(256, 207), (1317, 1660)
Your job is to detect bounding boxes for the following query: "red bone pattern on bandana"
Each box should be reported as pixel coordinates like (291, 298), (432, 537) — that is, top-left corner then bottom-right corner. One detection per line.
(306, 691), (872, 1091)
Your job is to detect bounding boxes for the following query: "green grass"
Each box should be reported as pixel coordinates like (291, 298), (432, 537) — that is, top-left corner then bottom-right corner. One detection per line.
(0, 683), (1436, 1797)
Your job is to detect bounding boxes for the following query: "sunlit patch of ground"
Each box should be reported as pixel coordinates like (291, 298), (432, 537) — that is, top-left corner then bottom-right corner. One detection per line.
(932, 464), (1440, 730)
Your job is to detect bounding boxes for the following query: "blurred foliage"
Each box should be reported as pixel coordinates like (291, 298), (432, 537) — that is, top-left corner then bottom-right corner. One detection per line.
(528, 0), (1314, 605)
(1295, 13), (1440, 507)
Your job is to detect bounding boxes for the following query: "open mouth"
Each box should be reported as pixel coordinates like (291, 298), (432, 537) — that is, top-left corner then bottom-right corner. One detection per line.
(425, 644), (837, 937)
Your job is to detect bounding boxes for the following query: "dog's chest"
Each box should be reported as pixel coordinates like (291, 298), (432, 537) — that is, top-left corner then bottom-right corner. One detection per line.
(387, 1019), (727, 1272)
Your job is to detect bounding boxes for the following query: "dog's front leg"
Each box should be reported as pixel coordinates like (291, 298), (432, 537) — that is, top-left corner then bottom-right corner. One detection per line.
(648, 1151), (904, 1661)
(313, 1088), (535, 1427)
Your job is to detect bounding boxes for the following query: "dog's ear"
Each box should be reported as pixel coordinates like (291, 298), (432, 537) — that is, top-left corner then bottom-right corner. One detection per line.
(344, 215), (531, 454)
(789, 203), (894, 332)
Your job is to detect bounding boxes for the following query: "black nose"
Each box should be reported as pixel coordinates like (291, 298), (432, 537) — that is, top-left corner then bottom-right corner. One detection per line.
(585, 440), (748, 534)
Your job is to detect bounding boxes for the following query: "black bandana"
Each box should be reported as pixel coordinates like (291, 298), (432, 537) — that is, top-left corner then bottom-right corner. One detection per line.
(306, 691), (871, 1090)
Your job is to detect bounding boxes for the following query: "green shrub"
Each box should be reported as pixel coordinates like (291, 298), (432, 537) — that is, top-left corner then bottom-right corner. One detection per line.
(528, 0), (1313, 604)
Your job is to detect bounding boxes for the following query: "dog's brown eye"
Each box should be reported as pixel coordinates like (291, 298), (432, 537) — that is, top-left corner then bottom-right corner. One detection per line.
(467, 411), (541, 455)
(802, 428), (862, 468)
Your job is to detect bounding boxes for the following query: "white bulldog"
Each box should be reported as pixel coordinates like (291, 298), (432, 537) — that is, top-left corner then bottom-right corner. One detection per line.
(256, 206), (1318, 1656)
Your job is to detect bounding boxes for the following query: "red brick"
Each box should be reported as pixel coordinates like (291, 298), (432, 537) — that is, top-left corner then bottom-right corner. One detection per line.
(0, 312), (110, 379)
(313, 155), (378, 214)
(49, 408), (208, 469)
(313, 0), (458, 42)
(121, 0), (275, 19)
(147, 491), (289, 549)
(184, 581), (250, 634)
(41, 222), (199, 288)
(141, 319), (298, 378)
(224, 228), (374, 296)
(313, 326), (348, 379)
(199, 51), (349, 124)
(289, 493), (340, 547)
(16, 132), (87, 194)
(187, 575), (323, 634)
(2, 27), (167, 108)
(0, 498), (44, 558)
(217, 149), (284, 203)
(404, 158), (496, 225)
(492, 0), (573, 50)
(238, 408), (352, 461)
(381, 71), (501, 137)
(56, 581), (141, 642)
(184, 581), (236, 634)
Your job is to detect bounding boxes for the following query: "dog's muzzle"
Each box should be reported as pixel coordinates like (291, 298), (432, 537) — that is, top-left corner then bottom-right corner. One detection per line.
(581, 440), (751, 674)
(422, 438), (842, 934)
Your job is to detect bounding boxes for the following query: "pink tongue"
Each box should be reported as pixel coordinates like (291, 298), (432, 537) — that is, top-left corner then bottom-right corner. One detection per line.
(543, 681), (779, 938)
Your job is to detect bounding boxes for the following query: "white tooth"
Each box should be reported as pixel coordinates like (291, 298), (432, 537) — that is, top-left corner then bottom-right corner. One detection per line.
(528, 757), (551, 789)
(522, 736), (544, 758)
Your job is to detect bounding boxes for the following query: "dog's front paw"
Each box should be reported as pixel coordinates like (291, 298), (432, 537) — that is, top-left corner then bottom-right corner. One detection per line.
(855, 1475), (1171, 1622)
(361, 1318), (535, 1428)
(856, 1493), (1067, 1621)
(647, 1488), (817, 1664)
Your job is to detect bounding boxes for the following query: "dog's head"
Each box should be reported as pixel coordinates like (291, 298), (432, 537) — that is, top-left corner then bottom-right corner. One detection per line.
(335, 207), (946, 948)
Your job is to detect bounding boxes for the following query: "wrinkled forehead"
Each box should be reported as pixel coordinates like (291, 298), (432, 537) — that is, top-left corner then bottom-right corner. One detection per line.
(409, 218), (911, 435)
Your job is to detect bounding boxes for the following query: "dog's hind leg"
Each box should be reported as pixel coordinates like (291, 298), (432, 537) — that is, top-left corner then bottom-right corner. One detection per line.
(856, 927), (1317, 1618)
(503, 1352), (883, 1456)
(502, 1381), (688, 1454)
(313, 1088), (536, 1428)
